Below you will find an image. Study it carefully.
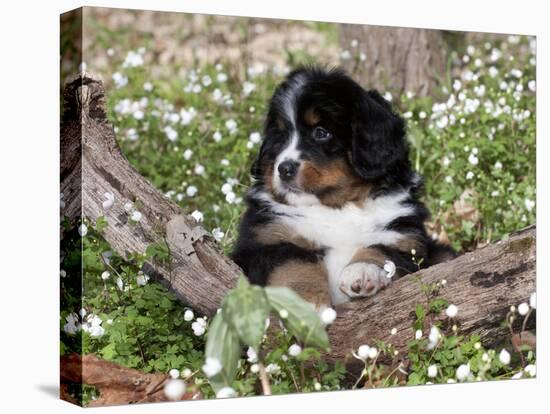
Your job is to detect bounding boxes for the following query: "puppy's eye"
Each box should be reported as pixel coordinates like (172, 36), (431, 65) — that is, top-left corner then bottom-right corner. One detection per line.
(312, 126), (332, 141)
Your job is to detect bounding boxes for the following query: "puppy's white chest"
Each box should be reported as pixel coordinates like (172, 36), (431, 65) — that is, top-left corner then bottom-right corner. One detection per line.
(276, 192), (413, 303)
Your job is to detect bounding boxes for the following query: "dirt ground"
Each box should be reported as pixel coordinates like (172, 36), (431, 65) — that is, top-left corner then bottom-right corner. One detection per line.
(81, 7), (341, 82)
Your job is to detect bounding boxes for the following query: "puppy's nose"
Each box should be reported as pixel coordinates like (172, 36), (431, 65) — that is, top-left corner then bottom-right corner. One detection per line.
(278, 160), (299, 181)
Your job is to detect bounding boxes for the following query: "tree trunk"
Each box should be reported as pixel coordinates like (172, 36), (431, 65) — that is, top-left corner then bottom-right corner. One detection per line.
(339, 24), (447, 97)
(61, 74), (535, 363)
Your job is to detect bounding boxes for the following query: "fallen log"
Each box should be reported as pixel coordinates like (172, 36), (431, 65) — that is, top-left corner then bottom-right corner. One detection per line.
(61, 74), (536, 362)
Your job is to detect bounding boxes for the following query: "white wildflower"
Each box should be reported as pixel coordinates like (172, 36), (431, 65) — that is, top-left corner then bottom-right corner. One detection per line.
(383, 260), (396, 278)
(213, 131), (222, 142)
(250, 364), (259, 373)
(518, 302), (530, 316)
(456, 364), (470, 381)
(321, 307), (337, 325)
(192, 317), (207, 336)
(169, 369), (180, 379)
(217, 73), (228, 83)
(116, 277), (124, 291)
(356, 345), (370, 361)
(78, 224), (88, 237)
(453, 79), (462, 91)
(225, 191), (236, 204)
(102, 192), (115, 209)
(265, 363), (280, 375)
(191, 210), (203, 223)
(184, 310), (194, 321)
(249, 132), (262, 144)
(163, 126), (178, 142)
(288, 344), (302, 357)
(524, 198), (535, 212)
(445, 304), (458, 318)
(136, 273), (149, 286)
(466, 171), (474, 180)
(130, 210), (142, 222)
(415, 329), (423, 340)
(499, 349), (511, 365)
(391, 328), (397, 335)
(245, 347), (258, 363)
(216, 387), (236, 398)
(194, 164), (205, 176)
(243, 81), (256, 96)
(183, 149), (193, 160)
(212, 227), (224, 242)
(143, 81), (153, 92)
(528, 80), (536, 92)
(225, 119), (238, 133)
(202, 357), (223, 377)
(525, 364), (536, 377)
(428, 364), (438, 378)
(314, 382), (322, 390)
(186, 185), (198, 197)
(101, 271), (110, 281)
(427, 326), (440, 350)
(112, 72), (128, 88)
(164, 379), (186, 400)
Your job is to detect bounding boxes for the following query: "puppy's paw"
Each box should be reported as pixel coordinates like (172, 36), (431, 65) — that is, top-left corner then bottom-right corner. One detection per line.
(338, 262), (391, 298)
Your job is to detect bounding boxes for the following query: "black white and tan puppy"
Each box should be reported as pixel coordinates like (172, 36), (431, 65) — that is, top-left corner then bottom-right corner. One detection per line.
(231, 67), (454, 307)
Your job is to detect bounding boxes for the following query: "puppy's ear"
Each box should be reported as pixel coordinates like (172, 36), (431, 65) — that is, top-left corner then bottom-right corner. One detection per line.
(350, 89), (408, 180)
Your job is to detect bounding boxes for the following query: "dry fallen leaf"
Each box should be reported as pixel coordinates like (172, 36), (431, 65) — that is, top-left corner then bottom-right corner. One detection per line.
(60, 353), (201, 406)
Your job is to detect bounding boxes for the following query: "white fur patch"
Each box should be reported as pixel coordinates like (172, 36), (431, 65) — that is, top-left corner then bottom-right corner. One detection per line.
(272, 73), (308, 199)
(256, 190), (413, 304)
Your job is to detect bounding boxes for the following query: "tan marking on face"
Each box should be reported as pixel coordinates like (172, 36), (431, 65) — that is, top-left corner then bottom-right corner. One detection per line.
(254, 222), (320, 251)
(298, 159), (372, 208)
(269, 260), (331, 308)
(304, 107), (320, 126)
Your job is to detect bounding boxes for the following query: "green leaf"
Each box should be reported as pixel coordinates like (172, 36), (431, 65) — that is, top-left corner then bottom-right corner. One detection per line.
(222, 277), (270, 350)
(265, 286), (330, 350)
(204, 312), (242, 393)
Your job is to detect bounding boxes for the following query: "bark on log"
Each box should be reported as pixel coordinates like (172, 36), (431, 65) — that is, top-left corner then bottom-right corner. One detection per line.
(61, 74), (535, 363)
(339, 24), (447, 97)
(328, 226), (536, 364)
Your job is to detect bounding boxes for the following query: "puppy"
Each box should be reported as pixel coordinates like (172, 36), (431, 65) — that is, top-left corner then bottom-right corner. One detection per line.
(231, 67), (453, 307)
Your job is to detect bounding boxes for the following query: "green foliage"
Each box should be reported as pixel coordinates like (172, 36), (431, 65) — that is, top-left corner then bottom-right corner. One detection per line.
(203, 277), (331, 395)
(222, 277), (270, 350)
(265, 287), (330, 350)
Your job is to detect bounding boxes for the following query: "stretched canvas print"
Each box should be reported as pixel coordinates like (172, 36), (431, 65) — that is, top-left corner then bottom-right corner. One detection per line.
(60, 6), (537, 407)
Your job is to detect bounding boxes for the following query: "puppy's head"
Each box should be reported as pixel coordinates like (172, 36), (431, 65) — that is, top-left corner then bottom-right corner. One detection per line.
(252, 67), (409, 207)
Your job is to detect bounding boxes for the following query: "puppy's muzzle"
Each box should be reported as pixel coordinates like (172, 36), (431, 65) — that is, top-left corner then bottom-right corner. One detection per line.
(278, 160), (299, 181)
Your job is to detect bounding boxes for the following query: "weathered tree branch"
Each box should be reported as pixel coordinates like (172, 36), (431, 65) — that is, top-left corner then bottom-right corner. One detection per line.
(61, 74), (535, 363)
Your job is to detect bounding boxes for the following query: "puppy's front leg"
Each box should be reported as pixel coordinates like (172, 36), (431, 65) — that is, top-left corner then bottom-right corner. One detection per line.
(269, 260), (331, 310)
(338, 248), (394, 299)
